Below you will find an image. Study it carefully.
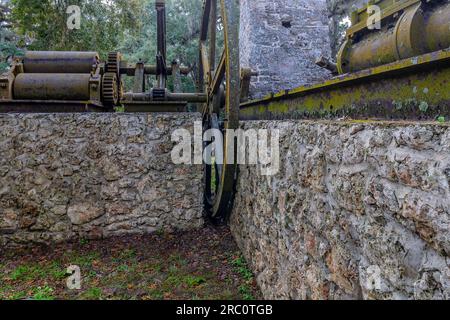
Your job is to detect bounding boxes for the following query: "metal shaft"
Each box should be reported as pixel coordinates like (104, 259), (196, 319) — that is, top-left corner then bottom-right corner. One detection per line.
(120, 65), (191, 76)
(124, 91), (207, 103)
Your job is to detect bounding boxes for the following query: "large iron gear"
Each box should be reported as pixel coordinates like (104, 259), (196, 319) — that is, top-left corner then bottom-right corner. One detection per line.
(102, 72), (119, 106)
(105, 52), (123, 104)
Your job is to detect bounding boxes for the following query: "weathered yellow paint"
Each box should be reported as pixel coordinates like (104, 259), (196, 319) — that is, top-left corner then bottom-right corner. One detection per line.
(240, 49), (450, 120)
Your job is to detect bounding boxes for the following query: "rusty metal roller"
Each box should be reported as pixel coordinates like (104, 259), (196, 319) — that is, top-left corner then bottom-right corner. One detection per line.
(424, 1), (450, 52)
(337, 0), (450, 74)
(13, 74), (91, 101)
(23, 51), (99, 74)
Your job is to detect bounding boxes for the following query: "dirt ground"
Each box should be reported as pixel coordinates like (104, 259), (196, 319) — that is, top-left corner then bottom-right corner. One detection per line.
(0, 226), (261, 300)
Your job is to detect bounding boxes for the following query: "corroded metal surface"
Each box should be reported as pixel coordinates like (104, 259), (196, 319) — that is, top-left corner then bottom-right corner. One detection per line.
(337, 0), (450, 74)
(23, 51), (99, 74)
(0, 52), (113, 111)
(14, 73), (91, 101)
(241, 49), (450, 121)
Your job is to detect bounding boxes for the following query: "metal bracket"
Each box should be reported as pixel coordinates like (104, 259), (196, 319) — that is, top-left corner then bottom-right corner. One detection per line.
(0, 73), (14, 100)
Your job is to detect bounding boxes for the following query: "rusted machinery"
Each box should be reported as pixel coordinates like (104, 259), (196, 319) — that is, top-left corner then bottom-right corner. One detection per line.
(120, 0), (209, 112)
(0, 51), (119, 112)
(337, 0), (450, 74)
(240, 0), (450, 122)
(0, 0), (251, 223)
(0, 0), (447, 223)
(0, 0), (211, 113)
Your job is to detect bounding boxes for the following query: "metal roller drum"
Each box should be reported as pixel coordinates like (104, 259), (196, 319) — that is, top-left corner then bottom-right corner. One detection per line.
(23, 51), (99, 74)
(338, 0), (450, 74)
(13, 74), (91, 101)
(424, 1), (450, 52)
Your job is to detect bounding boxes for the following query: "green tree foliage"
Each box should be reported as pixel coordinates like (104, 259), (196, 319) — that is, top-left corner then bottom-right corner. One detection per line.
(1, 0), (22, 72)
(10, 0), (143, 59)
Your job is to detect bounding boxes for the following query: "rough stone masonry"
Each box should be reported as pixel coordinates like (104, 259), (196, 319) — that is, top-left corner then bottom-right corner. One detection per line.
(231, 121), (450, 300)
(240, 0), (332, 99)
(0, 113), (204, 248)
(239, 0), (375, 98)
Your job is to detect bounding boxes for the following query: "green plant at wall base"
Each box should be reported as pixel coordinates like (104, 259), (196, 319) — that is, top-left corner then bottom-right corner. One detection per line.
(437, 116), (446, 123)
(5, 290), (27, 300)
(231, 256), (256, 300)
(232, 256), (254, 281)
(10, 266), (29, 281)
(184, 276), (206, 288)
(82, 287), (103, 300)
(48, 262), (67, 280)
(70, 252), (100, 267)
(239, 285), (254, 301)
(79, 238), (89, 246)
(32, 286), (55, 300)
(115, 105), (125, 113)
(10, 265), (46, 281)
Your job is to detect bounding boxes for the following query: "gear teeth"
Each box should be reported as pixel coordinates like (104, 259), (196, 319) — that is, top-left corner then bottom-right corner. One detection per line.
(102, 72), (118, 106)
(106, 52), (120, 75)
(105, 51), (122, 105)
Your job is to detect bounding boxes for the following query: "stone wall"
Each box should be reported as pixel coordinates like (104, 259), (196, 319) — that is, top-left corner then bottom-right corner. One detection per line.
(231, 120), (450, 300)
(0, 113), (204, 248)
(240, 0), (332, 99)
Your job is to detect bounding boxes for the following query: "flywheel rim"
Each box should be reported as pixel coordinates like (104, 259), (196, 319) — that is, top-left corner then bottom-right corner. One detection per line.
(201, 0), (240, 223)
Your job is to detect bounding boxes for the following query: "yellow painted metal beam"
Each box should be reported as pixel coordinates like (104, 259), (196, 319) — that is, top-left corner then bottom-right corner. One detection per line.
(240, 49), (450, 121)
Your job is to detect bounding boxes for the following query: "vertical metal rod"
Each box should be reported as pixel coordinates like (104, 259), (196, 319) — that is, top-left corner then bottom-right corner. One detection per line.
(209, 0), (217, 73)
(156, 0), (167, 61)
(133, 61), (145, 93)
(198, 0), (212, 94)
(156, 0), (167, 89)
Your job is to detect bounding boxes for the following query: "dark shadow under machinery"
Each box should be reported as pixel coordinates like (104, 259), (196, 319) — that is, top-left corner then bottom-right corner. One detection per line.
(0, 0), (254, 223)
